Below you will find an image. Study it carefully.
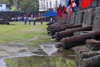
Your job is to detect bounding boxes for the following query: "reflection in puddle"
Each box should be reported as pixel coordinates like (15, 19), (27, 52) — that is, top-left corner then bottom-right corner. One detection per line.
(4, 56), (77, 67)
(39, 43), (58, 56)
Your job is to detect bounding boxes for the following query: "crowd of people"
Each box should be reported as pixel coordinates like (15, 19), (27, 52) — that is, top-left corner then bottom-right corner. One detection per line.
(24, 15), (43, 25)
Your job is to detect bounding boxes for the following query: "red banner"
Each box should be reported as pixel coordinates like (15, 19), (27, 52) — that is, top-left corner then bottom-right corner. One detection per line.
(68, 1), (73, 13)
(80, 0), (92, 9)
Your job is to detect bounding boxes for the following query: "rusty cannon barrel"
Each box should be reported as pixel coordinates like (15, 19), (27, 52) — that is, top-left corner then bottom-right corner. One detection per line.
(47, 21), (66, 28)
(47, 23), (60, 29)
(46, 22), (54, 25)
(55, 25), (92, 41)
(55, 31), (100, 49)
(47, 23), (74, 34)
(49, 24), (82, 36)
(47, 22), (67, 31)
(47, 23), (74, 31)
(46, 21), (58, 25)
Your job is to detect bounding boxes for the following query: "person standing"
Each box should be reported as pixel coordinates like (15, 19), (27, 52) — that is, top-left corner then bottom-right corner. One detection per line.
(50, 18), (52, 22)
(72, 1), (76, 12)
(28, 17), (31, 25)
(33, 17), (36, 25)
(40, 18), (43, 25)
(24, 15), (27, 25)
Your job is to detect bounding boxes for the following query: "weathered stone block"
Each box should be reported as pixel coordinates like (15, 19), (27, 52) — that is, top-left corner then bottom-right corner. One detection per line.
(65, 13), (71, 23)
(92, 7), (100, 31)
(75, 46), (100, 59)
(82, 8), (95, 27)
(86, 39), (100, 50)
(75, 10), (84, 24)
(70, 12), (76, 24)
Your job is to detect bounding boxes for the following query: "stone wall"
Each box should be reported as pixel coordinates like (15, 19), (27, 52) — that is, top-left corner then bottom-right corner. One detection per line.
(82, 8), (95, 27)
(56, 7), (100, 31)
(65, 13), (71, 23)
(74, 10), (84, 24)
(56, 14), (66, 22)
(92, 7), (100, 31)
(69, 12), (76, 24)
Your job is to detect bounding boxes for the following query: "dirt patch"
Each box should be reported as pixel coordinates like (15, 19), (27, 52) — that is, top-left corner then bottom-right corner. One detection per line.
(0, 42), (36, 57)
(0, 35), (58, 58)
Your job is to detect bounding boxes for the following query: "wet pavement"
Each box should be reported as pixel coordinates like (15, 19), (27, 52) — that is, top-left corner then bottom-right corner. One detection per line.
(1, 42), (83, 67)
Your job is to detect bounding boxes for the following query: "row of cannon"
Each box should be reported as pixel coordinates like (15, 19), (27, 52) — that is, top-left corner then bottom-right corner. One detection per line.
(47, 21), (95, 49)
(47, 21), (100, 67)
(46, 7), (100, 67)
(47, 7), (100, 50)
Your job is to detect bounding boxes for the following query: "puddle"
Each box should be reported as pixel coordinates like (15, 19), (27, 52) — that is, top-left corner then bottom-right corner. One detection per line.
(1, 43), (82, 67)
(39, 43), (58, 56)
(4, 56), (77, 67)
(0, 51), (37, 67)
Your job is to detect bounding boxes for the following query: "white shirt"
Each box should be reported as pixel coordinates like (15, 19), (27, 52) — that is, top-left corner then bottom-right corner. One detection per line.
(24, 17), (27, 20)
(73, 2), (76, 7)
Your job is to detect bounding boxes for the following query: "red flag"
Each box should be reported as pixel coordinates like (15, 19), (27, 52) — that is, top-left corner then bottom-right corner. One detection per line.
(80, 0), (92, 9)
(66, 14), (68, 18)
(59, 7), (62, 18)
(63, 6), (66, 14)
(68, 1), (73, 13)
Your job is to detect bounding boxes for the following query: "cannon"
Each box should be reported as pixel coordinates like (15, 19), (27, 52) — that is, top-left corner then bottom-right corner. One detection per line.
(46, 22), (54, 25)
(55, 25), (92, 41)
(47, 22), (71, 31)
(80, 55), (100, 67)
(47, 21), (66, 27)
(47, 23), (74, 31)
(49, 24), (82, 36)
(46, 21), (58, 25)
(55, 31), (100, 49)
(47, 23), (74, 34)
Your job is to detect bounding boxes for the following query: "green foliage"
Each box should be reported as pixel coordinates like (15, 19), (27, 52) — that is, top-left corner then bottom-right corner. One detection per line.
(18, 8), (22, 11)
(20, 0), (39, 11)
(0, 0), (39, 11)
(10, 5), (16, 11)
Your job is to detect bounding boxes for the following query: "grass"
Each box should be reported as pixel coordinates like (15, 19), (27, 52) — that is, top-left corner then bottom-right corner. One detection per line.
(0, 49), (6, 51)
(28, 37), (51, 43)
(0, 21), (49, 43)
(27, 36), (51, 47)
(0, 21), (51, 47)
(28, 43), (39, 47)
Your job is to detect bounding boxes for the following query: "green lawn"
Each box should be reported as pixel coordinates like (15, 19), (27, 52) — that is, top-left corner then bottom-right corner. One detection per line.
(0, 21), (49, 43)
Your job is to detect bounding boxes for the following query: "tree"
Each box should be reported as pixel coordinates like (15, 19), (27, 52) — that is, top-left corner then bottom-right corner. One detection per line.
(20, 0), (39, 12)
